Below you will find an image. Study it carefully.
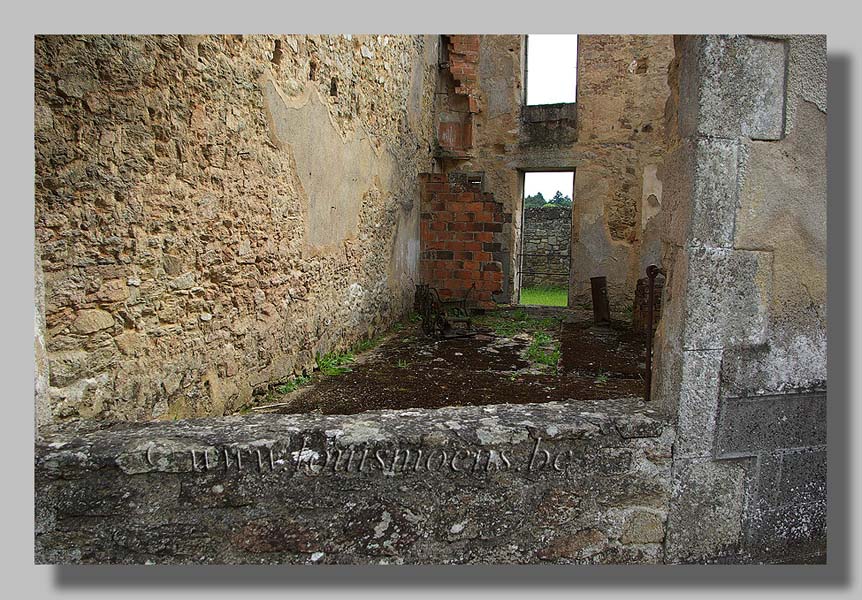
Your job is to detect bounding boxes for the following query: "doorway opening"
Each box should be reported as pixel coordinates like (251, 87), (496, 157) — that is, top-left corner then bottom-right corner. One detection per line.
(525, 34), (579, 105)
(518, 170), (574, 307)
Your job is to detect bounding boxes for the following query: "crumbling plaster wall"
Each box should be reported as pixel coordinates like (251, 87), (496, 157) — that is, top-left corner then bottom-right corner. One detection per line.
(654, 35), (827, 563)
(35, 34), (438, 423)
(432, 35), (524, 302)
(448, 35), (674, 308)
(566, 35), (675, 309)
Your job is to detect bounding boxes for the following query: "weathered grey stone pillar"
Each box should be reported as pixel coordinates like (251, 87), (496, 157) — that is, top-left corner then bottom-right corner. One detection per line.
(656, 35), (826, 563)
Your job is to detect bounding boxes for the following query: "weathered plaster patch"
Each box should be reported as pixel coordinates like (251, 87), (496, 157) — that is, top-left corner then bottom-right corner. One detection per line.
(260, 75), (395, 254)
(640, 164), (663, 229)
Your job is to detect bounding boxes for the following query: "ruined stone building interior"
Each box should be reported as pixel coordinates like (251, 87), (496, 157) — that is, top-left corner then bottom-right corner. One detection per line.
(34, 34), (827, 564)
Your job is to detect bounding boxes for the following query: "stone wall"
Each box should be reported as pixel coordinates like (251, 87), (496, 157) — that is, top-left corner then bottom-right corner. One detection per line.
(566, 35), (675, 309)
(34, 34), (438, 423)
(653, 35), (827, 563)
(35, 399), (673, 564)
(520, 205), (571, 288)
(436, 35), (674, 309)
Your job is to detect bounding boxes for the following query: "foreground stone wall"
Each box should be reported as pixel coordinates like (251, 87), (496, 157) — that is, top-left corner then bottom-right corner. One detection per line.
(35, 399), (672, 564)
(654, 35), (827, 563)
(35, 35), (438, 423)
(521, 206), (571, 288)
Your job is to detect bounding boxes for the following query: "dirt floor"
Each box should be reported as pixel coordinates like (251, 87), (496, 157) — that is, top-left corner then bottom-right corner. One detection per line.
(244, 307), (648, 416)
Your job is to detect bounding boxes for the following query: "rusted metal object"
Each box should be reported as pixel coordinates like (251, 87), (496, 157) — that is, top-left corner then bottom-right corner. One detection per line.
(415, 283), (476, 338)
(590, 276), (610, 324)
(644, 264), (665, 402)
(633, 275), (665, 332)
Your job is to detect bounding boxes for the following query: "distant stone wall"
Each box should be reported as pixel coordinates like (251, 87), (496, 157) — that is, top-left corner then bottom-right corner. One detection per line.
(520, 206), (571, 289)
(35, 399), (673, 564)
(34, 35), (438, 423)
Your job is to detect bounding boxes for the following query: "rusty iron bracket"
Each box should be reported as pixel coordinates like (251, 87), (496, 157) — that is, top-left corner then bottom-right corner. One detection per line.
(591, 276), (611, 324)
(644, 264), (665, 402)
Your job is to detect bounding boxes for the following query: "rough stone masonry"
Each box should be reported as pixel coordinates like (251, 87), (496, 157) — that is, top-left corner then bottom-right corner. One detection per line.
(35, 35), (439, 423)
(521, 205), (572, 289)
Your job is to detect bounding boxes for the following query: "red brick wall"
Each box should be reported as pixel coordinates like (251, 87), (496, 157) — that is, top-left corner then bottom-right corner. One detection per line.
(419, 173), (511, 309)
(446, 35), (480, 112)
(436, 35), (481, 156)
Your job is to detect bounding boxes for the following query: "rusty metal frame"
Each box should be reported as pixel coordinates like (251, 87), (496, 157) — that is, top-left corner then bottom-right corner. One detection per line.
(644, 264), (665, 402)
(416, 283), (476, 338)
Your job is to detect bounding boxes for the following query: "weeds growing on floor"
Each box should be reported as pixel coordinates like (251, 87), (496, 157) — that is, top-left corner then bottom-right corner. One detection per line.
(317, 351), (355, 376)
(527, 331), (561, 373)
(275, 374), (312, 394)
(352, 336), (381, 353)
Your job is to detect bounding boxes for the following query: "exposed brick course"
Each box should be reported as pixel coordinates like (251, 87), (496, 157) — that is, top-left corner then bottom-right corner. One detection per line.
(419, 173), (510, 308)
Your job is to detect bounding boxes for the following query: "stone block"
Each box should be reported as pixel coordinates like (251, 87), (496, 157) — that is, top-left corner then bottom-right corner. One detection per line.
(71, 309), (115, 335)
(714, 392), (827, 457)
(743, 448), (826, 561)
(745, 498), (826, 562)
(48, 348), (116, 387)
(776, 448), (827, 507)
(659, 137), (741, 249)
(719, 340), (827, 399)
(650, 340), (682, 416)
(674, 349), (723, 459)
(664, 457), (746, 563)
(679, 36), (787, 140)
(681, 246), (773, 350)
(690, 138), (742, 247)
(738, 37), (787, 140)
(35, 400), (672, 564)
(620, 510), (665, 545)
(658, 145), (692, 248)
(538, 528), (606, 560)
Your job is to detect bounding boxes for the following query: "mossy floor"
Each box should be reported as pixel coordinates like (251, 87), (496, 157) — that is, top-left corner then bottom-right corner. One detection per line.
(242, 306), (647, 415)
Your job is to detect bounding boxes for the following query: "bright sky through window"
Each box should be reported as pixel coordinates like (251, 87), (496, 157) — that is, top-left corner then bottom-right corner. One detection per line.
(523, 171), (574, 202)
(526, 34), (578, 105)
